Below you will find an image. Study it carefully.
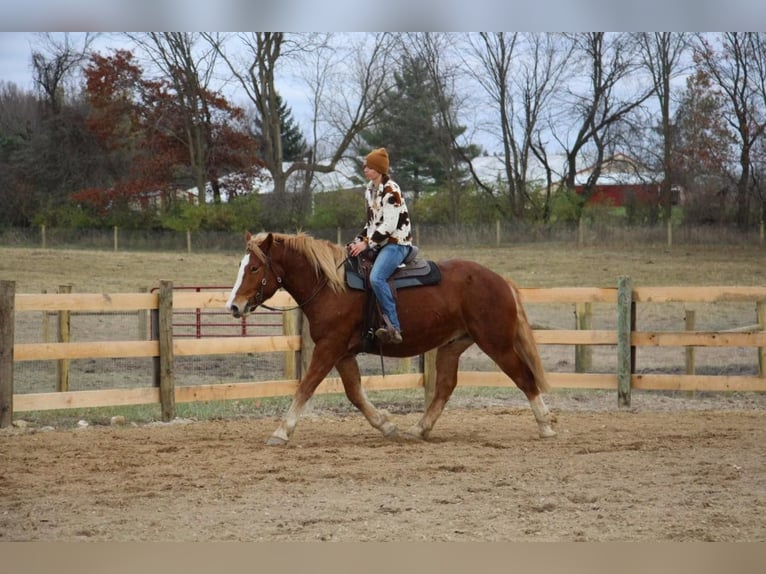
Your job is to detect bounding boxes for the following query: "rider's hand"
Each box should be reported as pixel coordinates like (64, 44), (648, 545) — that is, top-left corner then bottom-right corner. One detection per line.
(348, 240), (367, 257)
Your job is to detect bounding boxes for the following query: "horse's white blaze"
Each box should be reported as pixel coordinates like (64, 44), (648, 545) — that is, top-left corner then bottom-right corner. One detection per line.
(225, 253), (250, 311)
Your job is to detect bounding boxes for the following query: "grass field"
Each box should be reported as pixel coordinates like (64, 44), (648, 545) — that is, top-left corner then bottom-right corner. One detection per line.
(2, 240), (765, 293)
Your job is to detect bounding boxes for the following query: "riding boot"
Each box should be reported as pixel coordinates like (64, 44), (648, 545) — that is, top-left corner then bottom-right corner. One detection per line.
(375, 314), (403, 344)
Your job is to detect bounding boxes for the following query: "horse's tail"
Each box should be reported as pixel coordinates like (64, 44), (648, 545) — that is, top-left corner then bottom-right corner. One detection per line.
(509, 280), (550, 394)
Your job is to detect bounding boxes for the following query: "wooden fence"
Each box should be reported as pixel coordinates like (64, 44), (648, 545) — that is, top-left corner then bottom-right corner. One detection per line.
(1, 278), (765, 427)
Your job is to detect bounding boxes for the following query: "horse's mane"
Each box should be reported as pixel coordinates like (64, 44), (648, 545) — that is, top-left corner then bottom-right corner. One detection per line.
(248, 232), (347, 293)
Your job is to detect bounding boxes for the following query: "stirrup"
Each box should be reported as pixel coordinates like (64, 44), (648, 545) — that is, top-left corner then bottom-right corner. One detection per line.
(375, 326), (403, 344)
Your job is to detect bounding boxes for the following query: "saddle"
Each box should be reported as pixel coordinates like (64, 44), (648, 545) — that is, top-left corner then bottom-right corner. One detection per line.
(345, 246), (441, 351)
(344, 246), (441, 291)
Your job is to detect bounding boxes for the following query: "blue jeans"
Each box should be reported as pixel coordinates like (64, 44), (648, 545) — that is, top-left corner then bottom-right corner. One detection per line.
(369, 244), (410, 331)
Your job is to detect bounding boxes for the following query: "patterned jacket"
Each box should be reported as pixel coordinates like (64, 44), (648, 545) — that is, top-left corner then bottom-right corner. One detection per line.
(357, 178), (412, 249)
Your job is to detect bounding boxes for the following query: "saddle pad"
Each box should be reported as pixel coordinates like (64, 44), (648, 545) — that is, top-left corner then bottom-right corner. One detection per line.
(345, 258), (441, 291)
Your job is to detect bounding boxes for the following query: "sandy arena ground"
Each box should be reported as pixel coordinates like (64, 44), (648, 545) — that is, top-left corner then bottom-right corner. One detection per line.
(2, 391), (765, 542)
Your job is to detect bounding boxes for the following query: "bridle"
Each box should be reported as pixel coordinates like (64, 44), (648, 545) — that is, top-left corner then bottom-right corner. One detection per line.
(247, 251), (347, 313)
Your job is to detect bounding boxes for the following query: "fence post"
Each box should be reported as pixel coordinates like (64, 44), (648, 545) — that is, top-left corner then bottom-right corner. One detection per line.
(41, 289), (50, 343)
(186, 230), (192, 254)
(40, 224), (46, 249)
(151, 304), (160, 387)
(0, 280), (15, 428)
(758, 301), (765, 379)
(158, 281), (176, 421)
(57, 284), (72, 392)
(575, 302), (592, 373)
(283, 308), (302, 380)
(137, 287), (149, 341)
(616, 276), (634, 407)
(666, 218), (673, 250)
(685, 309), (696, 375)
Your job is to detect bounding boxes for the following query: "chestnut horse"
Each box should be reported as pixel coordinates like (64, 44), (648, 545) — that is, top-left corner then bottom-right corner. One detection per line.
(226, 231), (556, 445)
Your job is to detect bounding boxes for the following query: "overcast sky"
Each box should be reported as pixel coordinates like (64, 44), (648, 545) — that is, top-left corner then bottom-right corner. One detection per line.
(3, 0), (765, 87)
(2, 0), (764, 43)
(2, 6), (764, 157)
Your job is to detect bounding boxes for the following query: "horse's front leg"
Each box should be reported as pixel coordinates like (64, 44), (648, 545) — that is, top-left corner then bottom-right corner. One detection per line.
(266, 348), (336, 446)
(335, 355), (398, 439)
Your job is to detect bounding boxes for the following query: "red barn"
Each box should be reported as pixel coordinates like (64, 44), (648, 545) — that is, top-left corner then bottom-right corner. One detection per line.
(572, 153), (664, 207)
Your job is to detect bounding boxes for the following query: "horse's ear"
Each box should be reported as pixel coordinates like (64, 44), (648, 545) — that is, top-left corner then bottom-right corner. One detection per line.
(260, 233), (274, 252)
(245, 231), (252, 242)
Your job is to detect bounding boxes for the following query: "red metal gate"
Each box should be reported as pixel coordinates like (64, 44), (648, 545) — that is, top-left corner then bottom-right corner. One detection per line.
(150, 285), (283, 338)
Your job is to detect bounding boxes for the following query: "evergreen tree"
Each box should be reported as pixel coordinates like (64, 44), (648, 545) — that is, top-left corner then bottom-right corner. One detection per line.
(360, 55), (466, 201)
(252, 92), (310, 162)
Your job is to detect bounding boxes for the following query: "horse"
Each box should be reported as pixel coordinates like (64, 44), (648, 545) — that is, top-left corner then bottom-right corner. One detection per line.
(226, 231), (556, 446)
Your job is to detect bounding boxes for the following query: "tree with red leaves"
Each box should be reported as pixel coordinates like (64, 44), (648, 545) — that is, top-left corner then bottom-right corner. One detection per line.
(73, 49), (259, 221)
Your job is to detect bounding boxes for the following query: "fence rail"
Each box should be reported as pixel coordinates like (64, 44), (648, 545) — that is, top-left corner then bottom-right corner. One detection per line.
(1, 279), (765, 427)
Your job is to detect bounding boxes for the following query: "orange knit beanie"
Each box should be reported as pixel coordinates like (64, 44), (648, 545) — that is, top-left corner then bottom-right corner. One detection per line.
(365, 147), (389, 175)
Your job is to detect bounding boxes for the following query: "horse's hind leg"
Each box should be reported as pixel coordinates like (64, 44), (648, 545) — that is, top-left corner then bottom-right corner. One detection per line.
(404, 335), (474, 440)
(494, 356), (555, 438)
(336, 356), (398, 439)
(479, 342), (556, 438)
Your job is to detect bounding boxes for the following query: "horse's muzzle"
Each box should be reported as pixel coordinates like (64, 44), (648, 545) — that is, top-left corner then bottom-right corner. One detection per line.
(228, 301), (251, 318)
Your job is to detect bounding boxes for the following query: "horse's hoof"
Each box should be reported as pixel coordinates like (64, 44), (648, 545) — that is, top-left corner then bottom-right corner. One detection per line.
(266, 435), (288, 446)
(402, 428), (425, 441)
(538, 427), (557, 438)
(380, 422), (399, 439)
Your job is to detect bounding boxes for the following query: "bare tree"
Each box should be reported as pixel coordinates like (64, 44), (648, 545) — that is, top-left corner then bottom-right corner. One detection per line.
(638, 32), (692, 222)
(696, 32), (766, 229)
(461, 33), (574, 221)
(554, 33), (655, 220)
(751, 33), (766, 228)
(31, 32), (98, 114)
(205, 32), (395, 226)
(463, 32), (520, 218)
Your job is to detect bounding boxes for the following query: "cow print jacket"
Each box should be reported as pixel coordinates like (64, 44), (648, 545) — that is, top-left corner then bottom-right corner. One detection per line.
(357, 178), (413, 250)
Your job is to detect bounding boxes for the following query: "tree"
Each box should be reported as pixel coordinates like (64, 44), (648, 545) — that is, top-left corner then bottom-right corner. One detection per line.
(205, 32), (396, 229)
(127, 32), (249, 205)
(390, 33), (476, 223)
(75, 50), (258, 223)
(75, 50), (178, 219)
(0, 81), (41, 226)
(360, 51), (457, 200)
(638, 32), (691, 222)
(695, 33), (766, 229)
(30, 32), (97, 115)
(249, 92), (310, 162)
(671, 68), (736, 223)
(554, 33), (655, 221)
(465, 32), (574, 221)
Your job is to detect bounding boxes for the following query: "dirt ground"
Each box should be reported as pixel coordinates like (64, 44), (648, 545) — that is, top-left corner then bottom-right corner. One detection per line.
(2, 243), (765, 543)
(2, 391), (765, 542)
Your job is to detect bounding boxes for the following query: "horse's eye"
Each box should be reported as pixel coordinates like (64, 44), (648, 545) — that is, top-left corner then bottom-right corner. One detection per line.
(250, 266), (259, 274)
